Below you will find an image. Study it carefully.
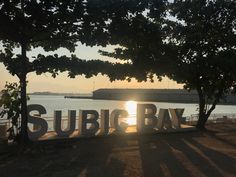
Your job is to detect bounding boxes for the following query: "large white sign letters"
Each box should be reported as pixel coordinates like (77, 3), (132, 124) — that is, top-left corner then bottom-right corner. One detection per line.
(27, 104), (185, 140)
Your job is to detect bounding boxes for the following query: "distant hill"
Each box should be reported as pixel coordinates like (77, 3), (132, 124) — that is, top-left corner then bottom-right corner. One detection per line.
(29, 92), (91, 96)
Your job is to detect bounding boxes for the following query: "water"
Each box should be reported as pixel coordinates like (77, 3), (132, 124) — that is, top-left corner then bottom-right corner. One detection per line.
(1, 94), (236, 131)
(28, 95), (236, 117)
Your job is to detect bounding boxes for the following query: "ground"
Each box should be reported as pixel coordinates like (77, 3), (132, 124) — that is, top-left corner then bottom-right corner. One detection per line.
(0, 123), (236, 177)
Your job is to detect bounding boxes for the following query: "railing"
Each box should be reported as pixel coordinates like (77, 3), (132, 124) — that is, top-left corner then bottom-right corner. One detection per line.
(186, 113), (236, 125)
(1, 113), (236, 137)
(39, 115), (137, 132)
(0, 119), (10, 139)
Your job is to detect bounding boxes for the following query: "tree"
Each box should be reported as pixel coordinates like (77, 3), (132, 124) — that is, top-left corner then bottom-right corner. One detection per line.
(168, 0), (236, 130)
(98, 0), (168, 81)
(0, 82), (28, 141)
(100, 0), (236, 130)
(0, 0), (113, 143)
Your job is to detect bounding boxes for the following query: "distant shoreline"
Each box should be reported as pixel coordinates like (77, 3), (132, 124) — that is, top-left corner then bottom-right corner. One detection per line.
(29, 92), (92, 96)
(28, 89), (236, 105)
(63, 95), (236, 105)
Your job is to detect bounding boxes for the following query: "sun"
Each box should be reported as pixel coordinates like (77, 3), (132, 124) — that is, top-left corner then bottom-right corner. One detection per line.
(125, 101), (137, 125)
(125, 101), (137, 115)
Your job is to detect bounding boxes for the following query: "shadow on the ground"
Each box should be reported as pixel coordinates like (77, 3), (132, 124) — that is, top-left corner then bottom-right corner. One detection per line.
(0, 130), (236, 177)
(138, 132), (236, 177)
(0, 137), (125, 177)
(204, 123), (236, 147)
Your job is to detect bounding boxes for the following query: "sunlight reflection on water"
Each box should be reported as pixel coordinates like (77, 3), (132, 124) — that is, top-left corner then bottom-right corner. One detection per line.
(26, 95), (236, 129)
(124, 101), (137, 125)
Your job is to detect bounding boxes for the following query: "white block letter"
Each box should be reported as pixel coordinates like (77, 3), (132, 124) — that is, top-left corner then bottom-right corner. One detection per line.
(169, 108), (184, 128)
(110, 109), (128, 133)
(79, 110), (99, 137)
(157, 109), (172, 130)
(27, 104), (48, 140)
(100, 110), (109, 135)
(137, 104), (157, 133)
(54, 110), (76, 137)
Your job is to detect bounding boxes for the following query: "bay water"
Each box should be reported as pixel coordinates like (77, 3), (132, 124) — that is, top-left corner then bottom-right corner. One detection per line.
(28, 94), (236, 119)
(2, 94), (236, 131)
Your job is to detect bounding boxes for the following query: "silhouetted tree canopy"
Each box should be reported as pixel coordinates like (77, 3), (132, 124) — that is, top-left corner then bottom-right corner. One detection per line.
(168, 0), (236, 130)
(1, 0), (235, 136)
(100, 0), (236, 130)
(0, 0), (122, 142)
(99, 0), (168, 81)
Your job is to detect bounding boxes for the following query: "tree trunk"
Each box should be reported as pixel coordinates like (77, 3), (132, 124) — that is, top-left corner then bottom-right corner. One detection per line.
(196, 87), (207, 131)
(196, 87), (220, 131)
(19, 41), (29, 143)
(196, 114), (208, 131)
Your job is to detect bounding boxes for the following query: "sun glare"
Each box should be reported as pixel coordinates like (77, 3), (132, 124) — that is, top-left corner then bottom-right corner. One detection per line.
(125, 101), (137, 115)
(125, 101), (137, 125)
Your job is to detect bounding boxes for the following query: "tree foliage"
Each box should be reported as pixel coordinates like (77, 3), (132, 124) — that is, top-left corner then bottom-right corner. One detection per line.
(99, 0), (168, 81)
(100, 0), (236, 130)
(0, 82), (29, 141)
(0, 0), (117, 142)
(1, 0), (235, 134)
(168, 0), (236, 129)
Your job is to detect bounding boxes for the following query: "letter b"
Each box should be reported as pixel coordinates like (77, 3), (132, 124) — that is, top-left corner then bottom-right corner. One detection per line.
(137, 104), (157, 133)
(79, 110), (99, 137)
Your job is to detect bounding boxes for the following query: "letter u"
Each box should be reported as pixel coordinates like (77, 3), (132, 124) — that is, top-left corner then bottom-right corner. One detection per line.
(54, 110), (76, 137)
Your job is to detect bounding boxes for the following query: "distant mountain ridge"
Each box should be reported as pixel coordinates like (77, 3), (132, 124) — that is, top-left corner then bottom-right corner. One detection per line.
(29, 92), (92, 96)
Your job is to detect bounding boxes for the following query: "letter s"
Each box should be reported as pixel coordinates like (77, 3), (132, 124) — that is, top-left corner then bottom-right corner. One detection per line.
(27, 104), (48, 140)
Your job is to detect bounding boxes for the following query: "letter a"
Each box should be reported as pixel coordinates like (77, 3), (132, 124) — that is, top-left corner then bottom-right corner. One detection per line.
(157, 109), (172, 130)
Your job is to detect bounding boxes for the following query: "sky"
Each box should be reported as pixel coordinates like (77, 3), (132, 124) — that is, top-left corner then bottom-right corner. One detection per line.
(0, 42), (183, 93)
